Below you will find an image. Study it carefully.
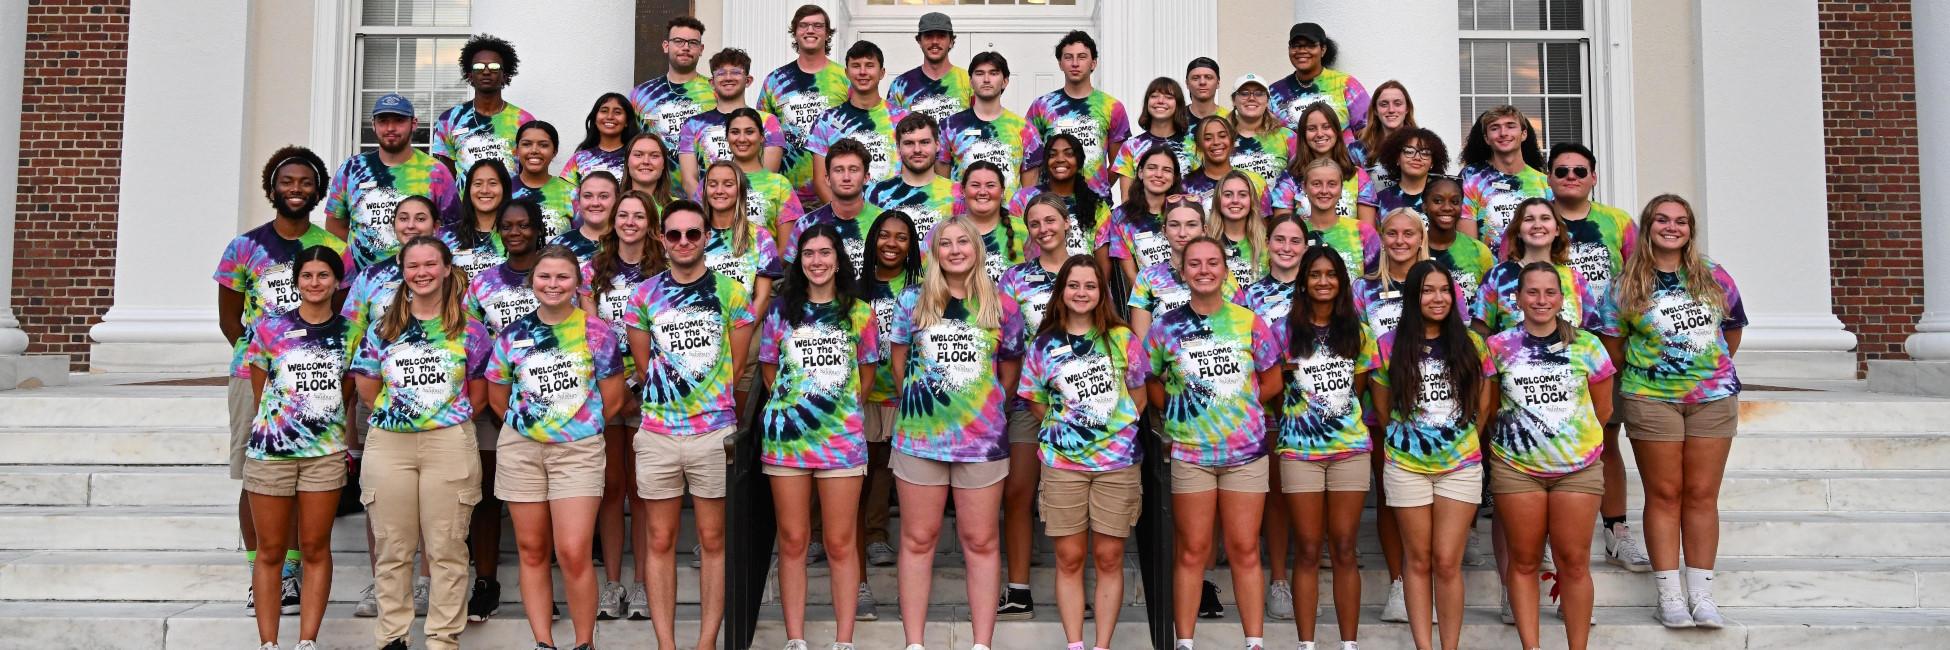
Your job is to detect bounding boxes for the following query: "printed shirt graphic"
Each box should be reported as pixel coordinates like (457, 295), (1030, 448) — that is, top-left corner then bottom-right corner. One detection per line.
(1461, 163), (1554, 258)
(758, 60), (850, 201)
(351, 315), (493, 433)
(1020, 328), (1150, 472)
(866, 175), (958, 245)
(549, 228), (603, 263)
(1129, 261), (1241, 317)
(998, 259), (1061, 408)
(1476, 261), (1599, 333)
(245, 311), (353, 460)
(890, 289), (1026, 463)
(1267, 68), (1370, 144)
(431, 100), (535, 179)
(624, 270), (757, 435)
(486, 308), (624, 443)
(807, 100), (901, 182)
(580, 259), (652, 378)
(1431, 236), (1498, 319)
(465, 263), (541, 335)
(325, 149), (458, 271)
(512, 175), (578, 240)
(887, 65), (972, 127)
(439, 227), (506, 279)
(758, 299), (881, 469)
(1299, 216), (1381, 277)
(1356, 275), (1470, 342)
(1372, 330), (1497, 474)
(862, 273), (913, 405)
(1597, 262), (1748, 404)
(1220, 235), (1265, 286)
(342, 258), (403, 356)
(1231, 128), (1300, 180)
(703, 224), (783, 296)
(786, 203), (880, 274)
(1563, 202), (1637, 306)
(744, 169), (807, 238)
(1100, 204), (1172, 269)
(1278, 323), (1381, 461)
(562, 146), (627, 189)
(1111, 130), (1198, 182)
(1241, 275), (1296, 335)
(678, 108), (790, 172)
(1145, 302), (1281, 466)
(1009, 186), (1109, 258)
(630, 74), (717, 151)
(1180, 167), (1272, 217)
(214, 222), (351, 378)
(1270, 166), (1378, 220)
(942, 108), (1041, 199)
(1488, 328), (1615, 477)
(1025, 88), (1132, 197)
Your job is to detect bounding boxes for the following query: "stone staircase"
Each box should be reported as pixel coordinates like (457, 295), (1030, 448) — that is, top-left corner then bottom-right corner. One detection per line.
(2, 380), (1949, 648)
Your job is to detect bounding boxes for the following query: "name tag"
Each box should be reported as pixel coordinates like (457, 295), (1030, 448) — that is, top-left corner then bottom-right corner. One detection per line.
(383, 281), (401, 290)
(1380, 290), (1401, 300)
(358, 180), (378, 190)
(455, 253), (476, 267)
(1492, 180), (1514, 192)
(513, 339), (534, 349)
(282, 329), (307, 340)
(1548, 341), (1567, 353)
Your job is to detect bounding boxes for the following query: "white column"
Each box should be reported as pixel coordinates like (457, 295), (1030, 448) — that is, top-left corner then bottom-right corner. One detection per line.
(1694, 0), (1858, 379)
(0, 0), (28, 356)
(1294, 0), (1463, 149)
(88, 0), (254, 373)
(1908, 0), (1950, 360)
(1097, 0), (1217, 109)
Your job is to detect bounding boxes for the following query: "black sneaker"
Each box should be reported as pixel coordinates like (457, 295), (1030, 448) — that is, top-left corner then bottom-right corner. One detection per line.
(1198, 580), (1224, 619)
(551, 601), (561, 621)
(279, 573), (302, 614)
(244, 585), (255, 614)
(533, 643), (558, 650)
(571, 645), (594, 650)
(381, 638), (409, 650)
(466, 578), (500, 622)
(996, 585), (1034, 620)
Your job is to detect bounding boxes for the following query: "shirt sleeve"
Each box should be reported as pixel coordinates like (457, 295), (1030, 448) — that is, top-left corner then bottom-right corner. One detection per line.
(1022, 99), (1050, 169)
(213, 237), (251, 291)
(1251, 313), (1283, 371)
(591, 319), (624, 380)
(1355, 167), (1379, 207)
(1371, 333), (1395, 388)
(1122, 328), (1151, 389)
(465, 319), (494, 379)
(724, 279), (758, 329)
(244, 318), (276, 371)
(351, 321), (385, 378)
(1595, 281), (1624, 338)
(676, 117), (701, 155)
(1017, 337), (1049, 403)
(1715, 264), (1749, 330)
(1269, 174), (1298, 211)
(1105, 98), (1132, 149)
(1127, 268), (1156, 312)
(756, 307), (783, 365)
(997, 296), (1026, 361)
(1019, 117), (1045, 172)
(1357, 326), (1383, 373)
(1111, 139), (1140, 180)
(755, 227), (785, 279)
(1343, 75), (1372, 135)
(855, 303), (882, 365)
(430, 113), (455, 161)
(622, 280), (655, 331)
(485, 331), (515, 385)
(430, 163), (461, 226)
(763, 112), (790, 149)
(324, 160), (354, 225)
(1099, 209), (1130, 259)
(888, 288), (917, 346)
(1579, 333), (1617, 384)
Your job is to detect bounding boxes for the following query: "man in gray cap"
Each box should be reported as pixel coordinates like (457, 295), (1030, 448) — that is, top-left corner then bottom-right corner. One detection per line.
(324, 92), (459, 272)
(885, 11), (972, 127)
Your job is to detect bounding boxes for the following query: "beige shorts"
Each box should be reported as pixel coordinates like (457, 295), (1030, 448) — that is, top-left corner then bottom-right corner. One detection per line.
(634, 425), (733, 500)
(227, 377), (254, 480)
(1170, 455), (1271, 494)
(863, 403), (896, 444)
(762, 464), (869, 478)
(1039, 465), (1141, 537)
(494, 426), (607, 502)
(1279, 452), (1374, 493)
(890, 452), (1010, 489)
(242, 452), (349, 497)
(1006, 408), (1040, 446)
(1488, 457), (1605, 496)
(1623, 394), (1739, 442)
(1383, 462), (1483, 507)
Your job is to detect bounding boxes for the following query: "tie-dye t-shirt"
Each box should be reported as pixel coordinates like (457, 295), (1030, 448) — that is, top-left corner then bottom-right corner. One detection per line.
(466, 263), (540, 335)
(1562, 202), (1637, 308)
(758, 299), (881, 469)
(1476, 261), (1599, 333)
(1461, 163), (1553, 259)
(1597, 262), (1748, 404)
(1025, 89), (1133, 197)
(244, 311), (353, 460)
(440, 228), (506, 279)
(549, 228), (602, 263)
(214, 222), (352, 378)
(431, 100), (535, 179)
(1231, 128), (1300, 181)
(1180, 168), (1273, 217)
(704, 224), (784, 296)
(1019, 328), (1150, 472)
(786, 203), (879, 273)
(1100, 204), (1172, 270)
(758, 60), (850, 202)
(807, 100), (901, 182)
(486, 308), (624, 444)
(325, 149), (459, 271)
(1146, 302), (1281, 467)
(1431, 236), (1498, 318)
(942, 108), (1041, 200)
(561, 146), (627, 189)
(342, 258), (404, 356)
(887, 65), (972, 127)
(862, 272), (914, 406)
(1009, 186), (1110, 258)
(890, 290), (1026, 463)
(1129, 261), (1243, 317)
(998, 259), (1061, 408)
(512, 175), (578, 240)
(1241, 275), (1297, 335)
(678, 109), (790, 173)
(867, 175), (958, 243)
(581, 258), (654, 381)
(1487, 327), (1615, 477)
(1300, 216), (1381, 277)
(741, 169), (806, 240)
(1270, 166), (1378, 220)
(1278, 323), (1382, 461)
(1219, 235), (1267, 286)
(1355, 275), (1470, 342)
(1373, 183), (1426, 218)
(631, 74), (716, 148)
(1267, 68), (1369, 143)
(1372, 330), (1497, 474)
(351, 315), (493, 433)
(624, 269), (758, 435)
(1111, 130), (1197, 182)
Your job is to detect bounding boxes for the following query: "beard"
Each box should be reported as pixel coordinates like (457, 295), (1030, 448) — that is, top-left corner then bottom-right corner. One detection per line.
(274, 193), (322, 220)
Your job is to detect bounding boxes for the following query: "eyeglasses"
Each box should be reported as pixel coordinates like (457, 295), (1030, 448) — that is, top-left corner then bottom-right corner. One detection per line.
(1552, 165), (1590, 180)
(662, 228), (705, 244)
(712, 67), (746, 78)
(795, 21), (829, 32)
(469, 62), (504, 72)
(665, 37), (703, 49)
(1234, 89), (1268, 99)
(1401, 147), (1432, 160)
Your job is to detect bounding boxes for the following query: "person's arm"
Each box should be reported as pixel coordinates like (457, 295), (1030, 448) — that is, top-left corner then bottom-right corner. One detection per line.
(1117, 258), (1138, 295)
(1471, 376), (1494, 438)
(630, 328), (652, 385)
(761, 362), (779, 395)
(857, 362), (878, 406)
(1460, 217), (1479, 239)
(750, 277), (775, 323)
(1589, 375), (1614, 425)
(487, 382), (512, 419)
(1020, 167), (1040, 189)
(1129, 308), (1153, 343)
(326, 214), (350, 242)
(1357, 203), (1378, 230)
(680, 153), (702, 199)
(1725, 328), (1743, 358)
(1145, 378), (1166, 416)
(217, 287), (245, 346)
(467, 377), (487, 414)
(763, 145), (785, 174)
(1027, 402), (1048, 424)
(997, 359), (1022, 415)
(355, 376), (380, 410)
(249, 364), (268, 405)
(1256, 367), (1282, 410)
(890, 343), (910, 390)
(729, 323), (755, 391)
(1482, 379), (1503, 458)
(596, 374), (624, 421)
(813, 155), (836, 205)
(1601, 334), (1625, 371)
(1371, 381), (1392, 428)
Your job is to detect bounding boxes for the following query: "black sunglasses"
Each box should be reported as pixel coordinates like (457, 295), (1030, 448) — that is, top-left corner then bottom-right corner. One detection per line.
(662, 228), (705, 243)
(1553, 165), (1590, 180)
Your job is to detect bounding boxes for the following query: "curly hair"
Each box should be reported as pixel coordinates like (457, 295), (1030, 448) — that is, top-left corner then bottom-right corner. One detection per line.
(1377, 127), (1450, 180)
(259, 145), (329, 209)
(459, 34), (519, 81)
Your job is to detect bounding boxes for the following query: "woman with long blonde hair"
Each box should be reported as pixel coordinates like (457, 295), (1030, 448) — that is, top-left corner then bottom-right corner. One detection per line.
(1207, 169), (1271, 284)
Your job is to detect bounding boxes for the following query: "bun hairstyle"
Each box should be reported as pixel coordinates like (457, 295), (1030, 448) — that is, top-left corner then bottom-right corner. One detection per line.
(378, 236), (470, 340)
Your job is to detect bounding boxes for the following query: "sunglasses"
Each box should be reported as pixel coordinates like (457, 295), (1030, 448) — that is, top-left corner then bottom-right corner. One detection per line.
(469, 62), (504, 72)
(1553, 165), (1590, 180)
(662, 228), (705, 244)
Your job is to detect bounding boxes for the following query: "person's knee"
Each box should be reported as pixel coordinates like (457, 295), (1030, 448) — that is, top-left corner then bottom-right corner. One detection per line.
(1327, 534), (1359, 562)
(517, 538), (552, 565)
(645, 523), (679, 553)
(1681, 480), (1721, 507)
(1293, 534), (1323, 560)
(1093, 542), (1125, 574)
(1553, 557), (1591, 583)
(1404, 550), (1433, 574)
(696, 524), (726, 553)
(959, 529), (1000, 557)
(1175, 535), (1210, 566)
(1055, 547), (1087, 575)
(1430, 554), (1463, 581)
(777, 525), (810, 558)
(1507, 549), (1542, 577)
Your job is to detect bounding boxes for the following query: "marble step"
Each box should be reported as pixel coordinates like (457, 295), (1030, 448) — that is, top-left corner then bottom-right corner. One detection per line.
(7, 550), (1947, 610)
(0, 465), (235, 507)
(3, 600), (1945, 650)
(0, 385), (226, 428)
(0, 427), (229, 465)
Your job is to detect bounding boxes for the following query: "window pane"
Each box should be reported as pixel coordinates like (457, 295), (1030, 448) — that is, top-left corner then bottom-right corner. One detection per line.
(1460, 0), (1585, 31)
(1458, 42), (1474, 94)
(1546, 97), (1584, 146)
(359, 35), (472, 153)
(1549, 0), (1585, 30)
(1510, 41), (1542, 95)
(1513, 0), (1546, 30)
(1479, 0), (1514, 30)
(1476, 42), (1511, 94)
(1545, 42), (1582, 94)
(362, 0), (470, 28)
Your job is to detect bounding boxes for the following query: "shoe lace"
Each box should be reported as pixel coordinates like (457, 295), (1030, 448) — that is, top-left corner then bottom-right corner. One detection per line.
(1690, 591), (1718, 611)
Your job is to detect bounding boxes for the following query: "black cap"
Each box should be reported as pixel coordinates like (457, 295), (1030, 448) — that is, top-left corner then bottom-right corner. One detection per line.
(1289, 22), (1326, 46)
(1186, 56), (1220, 75)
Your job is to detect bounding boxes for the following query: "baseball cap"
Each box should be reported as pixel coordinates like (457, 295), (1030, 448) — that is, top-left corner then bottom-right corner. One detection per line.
(372, 93), (415, 119)
(1232, 73), (1270, 95)
(1186, 56), (1220, 75)
(918, 12), (953, 35)
(1289, 22), (1327, 46)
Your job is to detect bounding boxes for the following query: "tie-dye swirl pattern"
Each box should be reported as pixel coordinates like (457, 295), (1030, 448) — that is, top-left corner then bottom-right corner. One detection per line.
(863, 273), (913, 406)
(1461, 163), (1553, 259)
(512, 175), (578, 241)
(944, 108), (1041, 199)
(439, 228), (506, 279)
(758, 299), (881, 469)
(786, 203), (878, 274)
(1278, 323), (1381, 461)
(1372, 330), (1497, 474)
(886, 65), (972, 128)
(890, 290), (1026, 463)
(1025, 89), (1132, 197)
(1563, 202), (1637, 307)
(214, 222), (351, 378)
(245, 311), (353, 460)
(486, 308), (623, 443)
(678, 109), (790, 173)
(1267, 68), (1369, 144)
(325, 149), (458, 271)
(758, 60), (850, 202)
(1112, 130), (1198, 183)
(867, 176), (958, 247)
(624, 270), (757, 435)
(703, 224), (783, 296)
(1430, 237), (1497, 319)
(1231, 128), (1299, 181)
(351, 316), (493, 433)
(1597, 262), (1748, 404)
(1100, 204), (1172, 270)
(1487, 328), (1615, 476)
(466, 263), (540, 336)
(431, 100), (535, 179)
(1475, 261), (1599, 333)
(1019, 328), (1150, 472)
(808, 100), (901, 183)
(1145, 302), (1281, 467)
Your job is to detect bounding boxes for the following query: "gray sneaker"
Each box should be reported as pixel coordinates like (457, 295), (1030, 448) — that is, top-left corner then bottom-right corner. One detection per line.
(855, 582), (879, 621)
(598, 580), (627, 621)
(866, 541), (897, 567)
(1604, 523), (1652, 573)
(354, 583), (379, 617)
(1380, 578), (1408, 622)
(1267, 580), (1294, 621)
(691, 544), (703, 569)
(626, 582), (650, 620)
(1690, 592), (1725, 629)
(806, 541), (826, 566)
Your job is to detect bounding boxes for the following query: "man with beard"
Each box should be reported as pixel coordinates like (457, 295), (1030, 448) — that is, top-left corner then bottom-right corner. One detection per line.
(940, 51), (1039, 200)
(325, 93), (458, 272)
(431, 34), (534, 179)
(809, 40), (900, 204)
(866, 113), (958, 250)
(215, 146), (351, 617)
(630, 16), (715, 175)
(886, 12), (971, 128)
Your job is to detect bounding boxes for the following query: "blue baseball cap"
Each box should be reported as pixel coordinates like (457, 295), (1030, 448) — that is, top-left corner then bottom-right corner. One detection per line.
(372, 93), (415, 118)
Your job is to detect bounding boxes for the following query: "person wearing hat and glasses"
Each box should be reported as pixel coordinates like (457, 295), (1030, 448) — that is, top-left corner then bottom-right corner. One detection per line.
(1227, 73), (1300, 182)
(326, 93), (460, 274)
(1185, 57), (1230, 121)
(888, 12), (973, 129)
(1268, 22), (1369, 148)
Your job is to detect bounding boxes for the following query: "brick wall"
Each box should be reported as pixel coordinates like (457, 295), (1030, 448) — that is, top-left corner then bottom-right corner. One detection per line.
(1819, 1), (1922, 376)
(10, 0), (129, 371)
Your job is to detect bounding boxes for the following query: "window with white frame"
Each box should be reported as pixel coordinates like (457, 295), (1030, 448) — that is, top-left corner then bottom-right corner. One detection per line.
(354, 0), (473, 154)
(1458, 0), (1588, 148)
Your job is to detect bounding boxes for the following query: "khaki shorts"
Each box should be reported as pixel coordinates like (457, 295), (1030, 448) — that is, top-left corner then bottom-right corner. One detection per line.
(1382, 462), (1484, 507)
(243, 452), (349, 497)
(227, 377), (254, 480)
(473, 411), (501, 451)
(762, 464), (869, 478)
(635, 425), (733, 500)
(1488, 457), (1605, 496)
(863, 403), (896, 444)
(1279, 453), (1373, 493)
(1039, 465), (1141, 537)
(1170, 455), (1270, 494)
(494, 426), (607, 502)
(1006, 408), (1040, 446)
(890, 452), (1009, 489)
(1623, 394), (1738, 442)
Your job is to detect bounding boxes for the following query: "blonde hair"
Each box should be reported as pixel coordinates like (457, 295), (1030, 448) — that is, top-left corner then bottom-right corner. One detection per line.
(1614, 194), (1727, 317)
(912, 216), (1002, 330)
(1299, 157), (1346, 216)
(379, 236), (470, 341)
(1366, 207), (1431, 281)
(1205, 170), (1268, 278)
(703, 160), (755, 256)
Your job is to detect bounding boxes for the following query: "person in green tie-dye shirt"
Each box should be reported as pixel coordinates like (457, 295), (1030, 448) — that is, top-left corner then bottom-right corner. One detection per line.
(1474, 199), (1599, 333)
(1424, 174), (1497, 320)
(716, 107), (806, 244)
(1026, 31), (1131, 198)
(1274, 104), (1379, 225)
(1268, 23), (1370, 147)
(943, 51), (1042, 203)
(1283, 158), (1381, 277)
(326, 93), (458, 272)
(433, 34), (534, 180)
(867, 113), (959, 246)
(1460, 105), (1553, 257)
(759, 5), (850, 207)
(856, 209), (921, 576)
(509, 121), (578, 240)
(809, 40), (902, 200)
(630, 16), (715, 180)
(1111, 77), (1197, 183)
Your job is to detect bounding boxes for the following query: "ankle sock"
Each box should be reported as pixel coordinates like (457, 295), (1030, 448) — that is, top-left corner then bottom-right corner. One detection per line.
(1684, 566), (1714, 598)
(1245, 637), (1264, 649)
(1652, 569), (1682, 599)
(1066, 643), (1086, 650)
(1007, 582), (1030, 591)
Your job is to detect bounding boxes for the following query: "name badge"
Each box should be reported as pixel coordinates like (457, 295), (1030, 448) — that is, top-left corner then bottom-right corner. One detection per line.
(383, 281), (401, 290)
(358, 180), (378, 190)
(513, 339), (534, 349)
(455, 253), (476, 267)
(1492, 180), (1514, 192)
(1380, 290), (1401, 300)
(1548, 341), (1567, 353)
(282, 329), (307, 340)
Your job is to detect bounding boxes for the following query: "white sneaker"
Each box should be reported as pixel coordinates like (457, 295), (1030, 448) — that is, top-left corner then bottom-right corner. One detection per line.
(294, 642), (317, 650)
(867, 541), (897, 566)
(1380, 578), (1408, 622)
(1462, 529), (1488, 566)
(1296, 642), (1316, 650)
(1267, 580), (1294, 621)
(1604, 523), (1652, 573)
(1340, 643), (1358, 650)
(971, 645), (991, 650)
(1500, 589), (1514, 625)
(904, 645), (926, 650)
(1656, 592), (1695, 628)
(1541, 545), (1556, 572)
(830, 644), (855, 650)
(1690, 592), (1725, 629)
(783, 640), (809, 650)
(412, 576), (430, 616)
(257, 643), (279, 650)
(598, 580), (627, 621)
(354, 583), (379, 617)
(627, 582), (650, 620)
(855, 582), (879, 621)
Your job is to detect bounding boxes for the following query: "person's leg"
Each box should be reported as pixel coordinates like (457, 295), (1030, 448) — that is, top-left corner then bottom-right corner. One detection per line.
(895, 478), (949, 646)
(1264, 464), (1292, 608)
(419, 427), (482, 650)
(1324, 490), (1367, 641)
(1429, 496), (1477, 650)
(1285, 489), (1326, 642)
(954, 477), (1007, 647)
(1631, 439), (1685, 571)
(1090, 532), (1128, 650)
(1679, 436), (1734, 571)
(549, 496), (602, 647)
(1371, 430), (1405, 582)
(642, 496), (684, 649)
(1002, 441), (1041, 596)
(508, 501), (559, 646)
(599, 423), (632, 586)
(859, 439), (895, 564)
(362, 430), (421, 647)
(471, 449), (502, 581)
(1393, 503), (1435, 650)
(770, 473), (815, 641)
(248, 491), (294, 644)
(1494, 491), (1549, 650)
(1600, 422), (1628, 521)
(1053, 532), (1089, 645)
(693, 495), (728, 650)
(817, 474), (864, 642)
(1171, 489), (1218, 641)
(1548, 490), (1602, 650)
(1218, 487), (1268, 639)
(294, 488), (339, 642)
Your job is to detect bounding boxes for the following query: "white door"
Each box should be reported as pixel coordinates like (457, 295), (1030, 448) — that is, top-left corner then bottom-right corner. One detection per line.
(856, 30), (1078, 117)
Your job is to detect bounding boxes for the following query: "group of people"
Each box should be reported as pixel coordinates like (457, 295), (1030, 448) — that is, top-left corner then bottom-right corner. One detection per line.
(217, 7), (1748, 650)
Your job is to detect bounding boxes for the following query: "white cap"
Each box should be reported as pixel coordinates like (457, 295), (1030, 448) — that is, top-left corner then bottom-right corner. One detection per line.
(1232, 73), (1270, 94)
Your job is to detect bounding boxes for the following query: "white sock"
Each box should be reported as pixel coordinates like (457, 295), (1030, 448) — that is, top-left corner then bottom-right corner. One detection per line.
(1245, 637), (1264, 649)
(1684, 566), (1714, 598)
(1652, 569), (1682, 600)
(1176, 639), (1195, 650)
(1007, 582), (1030, 591)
